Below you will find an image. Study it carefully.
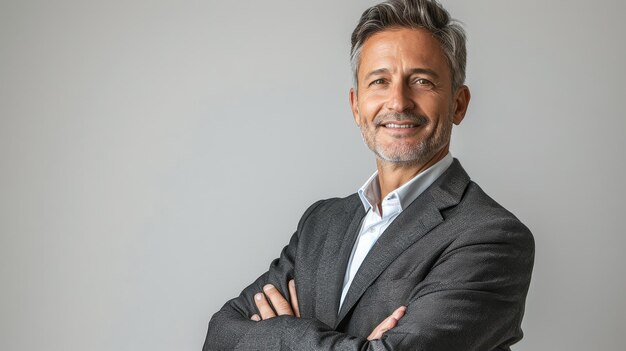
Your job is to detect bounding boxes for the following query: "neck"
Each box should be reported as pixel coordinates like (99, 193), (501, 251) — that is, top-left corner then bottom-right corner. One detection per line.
(375, 146), (449, 201)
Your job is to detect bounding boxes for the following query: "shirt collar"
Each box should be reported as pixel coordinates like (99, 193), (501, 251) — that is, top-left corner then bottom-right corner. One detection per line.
(358, 153), (454, 213)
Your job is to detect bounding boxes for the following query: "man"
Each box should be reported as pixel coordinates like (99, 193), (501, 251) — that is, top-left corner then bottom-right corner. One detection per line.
(203, 0), (534, 350)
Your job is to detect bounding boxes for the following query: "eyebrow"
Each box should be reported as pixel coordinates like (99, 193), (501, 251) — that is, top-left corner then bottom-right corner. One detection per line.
(363, 68), (440, 81)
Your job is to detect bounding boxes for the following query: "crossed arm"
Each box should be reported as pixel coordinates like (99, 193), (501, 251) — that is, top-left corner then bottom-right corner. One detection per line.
(203, 203), (534, 350)
(251, 280), (406, 341)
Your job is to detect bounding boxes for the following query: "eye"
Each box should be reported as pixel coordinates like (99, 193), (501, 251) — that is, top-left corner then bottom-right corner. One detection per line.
(369, 78), (387, 86)
(414, 78), (433, 86)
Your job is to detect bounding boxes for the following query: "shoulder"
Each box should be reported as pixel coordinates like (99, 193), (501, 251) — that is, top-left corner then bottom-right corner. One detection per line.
(300, 193), (361, 219)
(446, 180), (534, 254)
(294, 194), (362, 231)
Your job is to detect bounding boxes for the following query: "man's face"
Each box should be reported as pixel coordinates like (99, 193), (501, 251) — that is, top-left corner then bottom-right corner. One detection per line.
(350, 28), (469, 165)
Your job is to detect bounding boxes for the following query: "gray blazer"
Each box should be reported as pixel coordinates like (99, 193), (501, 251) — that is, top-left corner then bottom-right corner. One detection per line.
(203, 159), (534, 350)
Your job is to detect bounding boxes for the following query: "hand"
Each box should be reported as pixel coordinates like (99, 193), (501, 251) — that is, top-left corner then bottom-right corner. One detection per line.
(367, 306), (406, 340)
(250, 279), (300, 321)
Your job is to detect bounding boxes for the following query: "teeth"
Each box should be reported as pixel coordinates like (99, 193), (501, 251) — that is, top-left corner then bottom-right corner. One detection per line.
(386, 124), (416, 128)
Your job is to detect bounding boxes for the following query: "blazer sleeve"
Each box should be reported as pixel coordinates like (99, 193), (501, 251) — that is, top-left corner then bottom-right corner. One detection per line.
(202, 200), (327, 350)
(374, 216), (535, 350)
(203, 206), (534, 350)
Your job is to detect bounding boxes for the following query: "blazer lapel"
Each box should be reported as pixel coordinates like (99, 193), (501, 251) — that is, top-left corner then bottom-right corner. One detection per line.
(313, 195), (365, 328)
(335, 159), (470, 325)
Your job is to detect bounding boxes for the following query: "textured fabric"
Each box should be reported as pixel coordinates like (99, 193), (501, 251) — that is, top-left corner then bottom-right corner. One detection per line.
(340, 153), (453, 310)
(203, 159), (535, 351)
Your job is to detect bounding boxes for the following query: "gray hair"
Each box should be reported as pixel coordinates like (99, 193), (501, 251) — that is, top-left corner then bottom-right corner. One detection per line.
(350, 0), (467, 91)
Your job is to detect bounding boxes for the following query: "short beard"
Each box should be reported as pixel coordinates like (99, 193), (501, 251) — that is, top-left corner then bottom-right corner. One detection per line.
(360, 111), (453, 166)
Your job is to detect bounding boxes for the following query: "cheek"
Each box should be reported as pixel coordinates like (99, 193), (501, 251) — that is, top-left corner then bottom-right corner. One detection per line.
(418, 96), (441, 112)
(359, 95), (384, 118)
(423, 101), (453, 124)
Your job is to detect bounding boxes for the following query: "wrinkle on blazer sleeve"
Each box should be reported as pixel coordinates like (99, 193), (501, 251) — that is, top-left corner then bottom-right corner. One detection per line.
(372, 216), (535, 351)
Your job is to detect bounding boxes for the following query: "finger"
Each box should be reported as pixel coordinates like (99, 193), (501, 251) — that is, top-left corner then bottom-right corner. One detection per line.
(368, 315), (393, 340)
(288, 280), (300, 317)
(254, 292), (276, 320)
(367, 306), (406, 341)
(250, 314), (260, 321)
(367, 315), (398, 340)
(263, 284), (294, 316)
(391, 306), (407, 320)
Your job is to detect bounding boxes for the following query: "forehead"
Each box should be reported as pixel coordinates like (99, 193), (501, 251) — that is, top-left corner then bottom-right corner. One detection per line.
(358, 27), (451, 80)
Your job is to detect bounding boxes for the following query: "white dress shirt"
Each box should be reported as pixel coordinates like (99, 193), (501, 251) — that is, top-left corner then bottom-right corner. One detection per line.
(338, 153), (454, 310)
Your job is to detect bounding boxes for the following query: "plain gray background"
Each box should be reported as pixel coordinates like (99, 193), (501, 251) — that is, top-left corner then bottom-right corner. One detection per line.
(1, 0), (625, 350)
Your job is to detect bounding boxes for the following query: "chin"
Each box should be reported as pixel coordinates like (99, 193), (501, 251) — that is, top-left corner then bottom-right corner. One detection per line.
(376, 141), (442, 164)
(376, 148), (422, 164)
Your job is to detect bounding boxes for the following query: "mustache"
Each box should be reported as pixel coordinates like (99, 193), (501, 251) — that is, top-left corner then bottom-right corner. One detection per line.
(373, 112), (429, 126)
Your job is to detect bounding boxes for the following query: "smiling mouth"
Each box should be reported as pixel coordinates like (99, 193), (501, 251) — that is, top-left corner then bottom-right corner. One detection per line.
(383, 123), (418, 129)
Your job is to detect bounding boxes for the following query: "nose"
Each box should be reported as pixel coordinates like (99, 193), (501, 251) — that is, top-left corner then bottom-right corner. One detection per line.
(386, 82), (415, 112)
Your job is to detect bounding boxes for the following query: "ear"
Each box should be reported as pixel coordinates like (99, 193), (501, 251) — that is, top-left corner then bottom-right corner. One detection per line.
(452, 85), (471, 125)
(349, 88), (360, 126)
